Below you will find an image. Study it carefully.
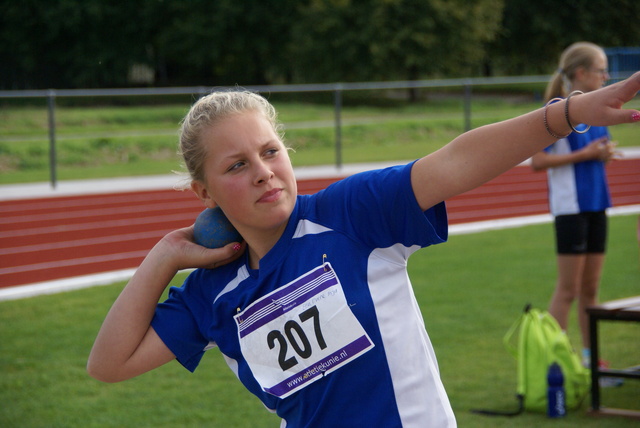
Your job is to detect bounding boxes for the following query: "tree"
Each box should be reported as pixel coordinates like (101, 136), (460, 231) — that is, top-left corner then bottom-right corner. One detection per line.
(3, 0), (637, 90)
(369, 0), (504, 80)
(0, 0), (155, 89)
(488, 0), (640, 75)
(149, 0), (299, 86)
(288, 0), (504, 84)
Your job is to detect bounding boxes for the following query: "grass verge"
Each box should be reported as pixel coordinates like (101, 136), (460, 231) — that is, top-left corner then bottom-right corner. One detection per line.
(2, 97), (638, 185)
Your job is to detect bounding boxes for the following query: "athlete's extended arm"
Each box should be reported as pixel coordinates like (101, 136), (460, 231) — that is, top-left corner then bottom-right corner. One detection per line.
(411, 71), (640, 211)
(87, 226), (243, 383)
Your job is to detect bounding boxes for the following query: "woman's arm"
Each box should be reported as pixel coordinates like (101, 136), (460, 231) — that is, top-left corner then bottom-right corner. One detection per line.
(412, 71), (640, 211)
(87, 226), (243, 383)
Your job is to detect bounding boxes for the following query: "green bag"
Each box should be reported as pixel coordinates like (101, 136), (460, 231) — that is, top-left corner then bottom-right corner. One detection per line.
(503, 304), (591, 412)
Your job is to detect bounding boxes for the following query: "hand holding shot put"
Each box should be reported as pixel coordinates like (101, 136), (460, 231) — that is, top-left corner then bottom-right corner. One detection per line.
(88, 71), (640, 427)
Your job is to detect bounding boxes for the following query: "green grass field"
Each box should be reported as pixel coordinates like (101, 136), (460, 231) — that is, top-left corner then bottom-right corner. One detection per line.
(1, 95), (639, 185)
(1, 215), (638, 427)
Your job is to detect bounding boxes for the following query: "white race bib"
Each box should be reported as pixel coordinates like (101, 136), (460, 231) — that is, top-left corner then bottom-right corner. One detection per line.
(235, 263), (374, 398)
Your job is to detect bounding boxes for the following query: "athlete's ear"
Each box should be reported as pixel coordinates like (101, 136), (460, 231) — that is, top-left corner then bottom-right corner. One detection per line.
(190, 180), (217, 208)
(574, 65), (588, 82)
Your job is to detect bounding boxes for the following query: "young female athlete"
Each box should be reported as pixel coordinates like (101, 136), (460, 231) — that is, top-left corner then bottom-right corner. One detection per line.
(531, 42), (621, 369)
(88, 71), (640, 427)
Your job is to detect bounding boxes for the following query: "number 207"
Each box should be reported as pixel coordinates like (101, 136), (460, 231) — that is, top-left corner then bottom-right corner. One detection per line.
(267, 305), (327, 371)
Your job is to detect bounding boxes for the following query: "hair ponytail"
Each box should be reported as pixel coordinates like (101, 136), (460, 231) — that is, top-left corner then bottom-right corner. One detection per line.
(544, 71), (566, 102)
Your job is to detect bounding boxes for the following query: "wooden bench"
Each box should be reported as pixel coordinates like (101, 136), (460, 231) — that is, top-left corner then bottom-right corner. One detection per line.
(587, 296), (640, 419)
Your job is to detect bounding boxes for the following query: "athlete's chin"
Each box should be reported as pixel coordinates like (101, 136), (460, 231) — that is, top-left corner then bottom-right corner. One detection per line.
(258, 199), (295, 223)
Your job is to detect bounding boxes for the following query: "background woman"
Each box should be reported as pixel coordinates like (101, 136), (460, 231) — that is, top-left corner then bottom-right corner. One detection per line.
(531, 42), (621, 370)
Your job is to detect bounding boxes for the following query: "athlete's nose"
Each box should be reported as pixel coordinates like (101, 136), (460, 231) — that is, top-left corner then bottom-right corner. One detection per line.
(254, 159), (274, 185)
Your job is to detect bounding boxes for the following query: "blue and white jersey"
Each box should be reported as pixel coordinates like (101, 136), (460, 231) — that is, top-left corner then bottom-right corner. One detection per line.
(151, 162), (455, 427)
(543, 126), (612, 216)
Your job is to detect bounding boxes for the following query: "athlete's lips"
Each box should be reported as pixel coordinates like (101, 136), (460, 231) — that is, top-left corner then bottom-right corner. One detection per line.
(257, 188), (282, 203)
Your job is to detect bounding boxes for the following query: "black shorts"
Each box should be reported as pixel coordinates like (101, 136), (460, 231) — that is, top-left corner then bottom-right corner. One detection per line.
(554, 212), (607, 254)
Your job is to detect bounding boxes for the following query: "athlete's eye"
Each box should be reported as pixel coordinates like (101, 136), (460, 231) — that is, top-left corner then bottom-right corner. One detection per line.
(227, 161), (245, 172)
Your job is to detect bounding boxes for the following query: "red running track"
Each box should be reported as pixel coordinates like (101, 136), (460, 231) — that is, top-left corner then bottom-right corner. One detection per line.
(1, 159), (639, 289)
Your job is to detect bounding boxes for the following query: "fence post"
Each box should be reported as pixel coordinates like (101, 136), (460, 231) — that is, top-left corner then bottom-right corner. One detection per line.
(334, 85), (343, 169)
(463, 82), (472, 132)
(47, 89), (57, 189)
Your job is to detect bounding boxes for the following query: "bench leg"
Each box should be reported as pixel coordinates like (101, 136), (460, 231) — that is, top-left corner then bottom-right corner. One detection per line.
(589, 313), (601, 411)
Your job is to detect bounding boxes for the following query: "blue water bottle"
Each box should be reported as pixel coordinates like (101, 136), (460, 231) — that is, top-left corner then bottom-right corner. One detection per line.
(547, 362), (566, 418)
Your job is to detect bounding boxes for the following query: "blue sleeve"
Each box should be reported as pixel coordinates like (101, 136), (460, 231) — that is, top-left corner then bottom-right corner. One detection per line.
(313, 161), (448, 249)
(151, 272), (211, 372)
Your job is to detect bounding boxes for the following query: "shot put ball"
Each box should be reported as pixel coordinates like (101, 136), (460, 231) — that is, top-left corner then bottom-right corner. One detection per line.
(193, 207), (242, 248)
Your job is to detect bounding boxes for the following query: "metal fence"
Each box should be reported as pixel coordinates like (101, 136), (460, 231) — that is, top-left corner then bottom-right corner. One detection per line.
(0, 71), (635, 188)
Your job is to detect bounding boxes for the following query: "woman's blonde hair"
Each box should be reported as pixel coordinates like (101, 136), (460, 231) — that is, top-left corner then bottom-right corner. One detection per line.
(178, 90), (284, 183)
(544, 42), (606, 102)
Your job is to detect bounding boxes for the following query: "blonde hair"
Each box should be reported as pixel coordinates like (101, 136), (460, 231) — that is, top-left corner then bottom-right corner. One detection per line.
(178, 90), (284, 183)
(544, 42), (606, 102)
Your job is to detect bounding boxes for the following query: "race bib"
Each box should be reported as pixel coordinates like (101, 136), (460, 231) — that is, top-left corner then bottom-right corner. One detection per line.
(235, 263), (374, 398)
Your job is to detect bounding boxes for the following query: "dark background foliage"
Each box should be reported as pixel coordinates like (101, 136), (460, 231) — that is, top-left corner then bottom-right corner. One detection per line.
(1, 0), (638, 89)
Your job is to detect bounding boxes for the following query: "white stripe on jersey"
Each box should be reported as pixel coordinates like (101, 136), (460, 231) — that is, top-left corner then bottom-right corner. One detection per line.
(546, 138), (580, 215)
(368, 244), (456, 427)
